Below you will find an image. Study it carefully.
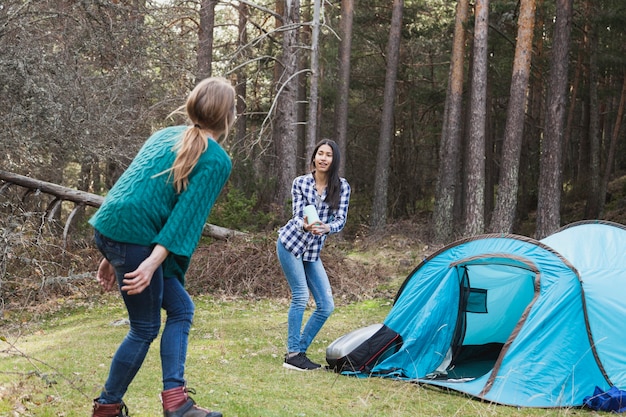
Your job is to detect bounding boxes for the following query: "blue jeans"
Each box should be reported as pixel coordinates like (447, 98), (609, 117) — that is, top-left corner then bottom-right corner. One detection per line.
(94, 231), (194, 404)
(276, 239), (334, 353)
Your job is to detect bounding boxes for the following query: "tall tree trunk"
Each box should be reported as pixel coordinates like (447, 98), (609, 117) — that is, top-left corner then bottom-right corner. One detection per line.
(305, 0), (322, 158)
(371, 0), (403, 231)
(489, 0), (536, 233)
(463, 0), (489, 237)
(563, 46), (583, 182)
(535, 0), (573, 239)
(333, 0), (354, 177)
(197, 0), (217, 80)
(433, 0), (469, 243)
(234, 2), (248, 158)
(517, 0), (544, 226)
(297, 0), (311, 172)
(599, 73), (626, 218)
(273, 0), (301, 209)
(484, 86), (494, 227)
(584, 0), (601, 218)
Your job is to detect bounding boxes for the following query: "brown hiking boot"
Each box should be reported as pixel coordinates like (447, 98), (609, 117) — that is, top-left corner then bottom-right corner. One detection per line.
(161, 386), (222, 417)
(92, 398), (130, 417)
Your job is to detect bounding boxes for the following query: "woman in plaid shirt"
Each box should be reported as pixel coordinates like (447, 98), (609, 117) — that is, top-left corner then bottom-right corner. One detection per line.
(277, 139), (351, 371)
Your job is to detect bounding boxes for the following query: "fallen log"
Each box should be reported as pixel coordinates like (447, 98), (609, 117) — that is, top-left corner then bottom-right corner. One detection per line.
(0, 169), (244, 241)
(0, 169), (104, 207)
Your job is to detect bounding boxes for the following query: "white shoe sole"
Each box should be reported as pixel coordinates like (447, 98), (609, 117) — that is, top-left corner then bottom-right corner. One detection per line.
(282, 362), (321, 371)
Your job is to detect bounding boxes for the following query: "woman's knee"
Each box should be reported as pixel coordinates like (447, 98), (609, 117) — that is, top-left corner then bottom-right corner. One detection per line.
(291, 290), (310, 307)
(168, 299), (195, 324)
(129, 320), (161, 342)
(162, 279), (195, 321)
(317, 296), (334, 318)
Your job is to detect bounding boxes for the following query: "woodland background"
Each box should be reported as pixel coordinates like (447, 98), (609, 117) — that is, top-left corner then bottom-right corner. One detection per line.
(2, 0), (626, 309)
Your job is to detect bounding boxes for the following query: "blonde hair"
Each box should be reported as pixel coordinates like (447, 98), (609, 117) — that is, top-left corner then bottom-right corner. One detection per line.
(170, 77), (236, 193)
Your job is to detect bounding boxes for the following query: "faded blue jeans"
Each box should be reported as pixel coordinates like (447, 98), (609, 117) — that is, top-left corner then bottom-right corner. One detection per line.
(276, 239), (334, 353)
(94, 231), (194, 404)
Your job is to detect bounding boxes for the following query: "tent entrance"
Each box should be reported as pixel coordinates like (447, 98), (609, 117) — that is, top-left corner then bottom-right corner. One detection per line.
(445, 259), (537, 380)
(448, 343), (503, 379)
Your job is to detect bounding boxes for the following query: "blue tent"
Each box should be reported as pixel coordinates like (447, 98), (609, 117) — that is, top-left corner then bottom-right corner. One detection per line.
(329, 220), (626, 407)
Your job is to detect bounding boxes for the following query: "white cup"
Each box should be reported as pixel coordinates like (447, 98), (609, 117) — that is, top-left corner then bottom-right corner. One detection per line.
(303, 204), (320, 224)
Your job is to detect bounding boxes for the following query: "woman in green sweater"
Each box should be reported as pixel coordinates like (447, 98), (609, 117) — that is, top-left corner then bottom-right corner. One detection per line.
(89, 77), (235, 417)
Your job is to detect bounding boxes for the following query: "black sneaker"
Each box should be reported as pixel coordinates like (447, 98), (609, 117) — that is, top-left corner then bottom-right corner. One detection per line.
(283, 352), (322, 371)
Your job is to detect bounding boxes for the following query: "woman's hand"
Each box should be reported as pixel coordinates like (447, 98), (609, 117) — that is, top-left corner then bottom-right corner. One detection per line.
(304, 217), (329, 235)
(121, 244), (169, 295)
(121, 258), (158, 295)
(312, 222), (330, 235)
(96, 258), (118, 292)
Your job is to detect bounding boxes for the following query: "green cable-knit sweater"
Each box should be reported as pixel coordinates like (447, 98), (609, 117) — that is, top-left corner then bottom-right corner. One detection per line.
(89, 125), (232, 285)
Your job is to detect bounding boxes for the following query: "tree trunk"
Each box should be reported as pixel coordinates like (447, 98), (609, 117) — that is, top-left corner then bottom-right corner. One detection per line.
(463, 0), (489, 237)
(517, 0), (544, 226)
(584, 0), (601, 218)
(234, 1), (248, 159)
(433, 0), (469, 243)
(232, 0), (250, 197)
(305, 0), (322, 158)
(489, 0), (536, 233)
(197, 0), (217, 80)
(273, 0), (301, 209)
(371, 0), (404, 231)
(484, 82), (494, 226)
(333, 0), (354, 177)
(563, 46), (583, 182)
(599, 73), (626, 218)
(535, 0), (573, 239)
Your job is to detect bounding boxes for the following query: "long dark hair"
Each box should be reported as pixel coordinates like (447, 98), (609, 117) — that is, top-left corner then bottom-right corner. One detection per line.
(310, 139), (342, 210)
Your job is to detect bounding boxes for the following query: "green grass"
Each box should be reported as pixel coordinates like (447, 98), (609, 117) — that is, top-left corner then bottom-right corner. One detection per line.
(0, 296), (591, 416)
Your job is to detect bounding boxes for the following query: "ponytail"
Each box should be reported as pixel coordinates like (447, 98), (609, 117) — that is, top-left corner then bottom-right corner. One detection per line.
(170, 127), (208, 193)
(165, 77), (236, 193)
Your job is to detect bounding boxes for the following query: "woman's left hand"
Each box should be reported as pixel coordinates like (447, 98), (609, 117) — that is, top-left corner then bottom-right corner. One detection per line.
(121, 244), (169, 295)
(121, 258), (159, 295)
(311, 222), (330, 236)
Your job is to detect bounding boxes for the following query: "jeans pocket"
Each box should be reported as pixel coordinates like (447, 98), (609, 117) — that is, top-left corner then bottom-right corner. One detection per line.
(94, 231), (126, 268)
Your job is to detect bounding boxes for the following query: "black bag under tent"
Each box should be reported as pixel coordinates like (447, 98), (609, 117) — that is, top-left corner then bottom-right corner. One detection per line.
(326, 323), (402, 373)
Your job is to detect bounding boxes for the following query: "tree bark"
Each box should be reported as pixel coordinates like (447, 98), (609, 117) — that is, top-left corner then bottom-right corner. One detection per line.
(599, 73), (626, 218)
(273, 0), (301, 209)
(371, 0), (404, 231)
(234, 1), (249, 158)
(584, 0), (601, 218)
(463, 0), (489, 237)
(517, 0), (544, 225)
(305, 0), (322, 158)
(489, 0), (536, 233)
(433, 0), (469, 243)
(197, 0), (217, 80)
(535, 0), (573, 239)
(563, 46), (583, 182)
(333, 0), (354, 177)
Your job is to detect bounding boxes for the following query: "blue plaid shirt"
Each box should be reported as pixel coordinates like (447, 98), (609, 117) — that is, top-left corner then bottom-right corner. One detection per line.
(278, 173), (351, 261)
